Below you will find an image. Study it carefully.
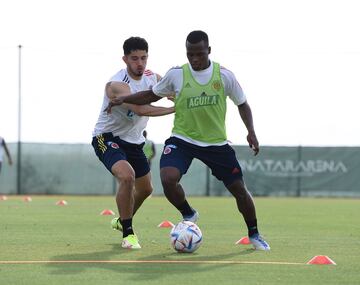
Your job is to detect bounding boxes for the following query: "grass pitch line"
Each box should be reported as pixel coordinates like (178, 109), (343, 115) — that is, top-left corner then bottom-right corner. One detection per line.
(0, 260), (304, 265)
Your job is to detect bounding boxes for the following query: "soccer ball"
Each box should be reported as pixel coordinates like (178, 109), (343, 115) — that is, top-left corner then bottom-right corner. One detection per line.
(170, 221), (203, 253)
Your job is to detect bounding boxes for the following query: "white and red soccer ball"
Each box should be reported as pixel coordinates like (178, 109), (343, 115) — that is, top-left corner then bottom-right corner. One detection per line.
(170, 221), (203, 253)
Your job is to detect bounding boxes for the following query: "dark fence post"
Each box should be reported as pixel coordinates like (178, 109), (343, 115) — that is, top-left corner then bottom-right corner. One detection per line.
(296, 145), (302, 197)
(17, 45), (22, 195)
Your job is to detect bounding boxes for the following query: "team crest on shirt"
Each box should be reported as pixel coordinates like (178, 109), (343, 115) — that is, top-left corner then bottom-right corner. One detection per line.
(144, 69), (154, 76)
(107, 141), (119, 149)
(212, 80), (222, 91)
(163, 144), (177, 155)
(163, 146), (171, 154)
(127, 110), (135, 118)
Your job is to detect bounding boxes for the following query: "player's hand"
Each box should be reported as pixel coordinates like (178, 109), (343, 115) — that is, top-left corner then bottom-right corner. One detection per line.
(247, 132), (259, 156)
(103, 102), (114, 113)
(103, 97), (125, 113)
(167, 93), (176, 102)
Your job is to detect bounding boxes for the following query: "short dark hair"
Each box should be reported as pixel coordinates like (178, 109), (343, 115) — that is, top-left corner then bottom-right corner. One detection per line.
(123, 37), (148, 55)
(186, 30), (209, 46)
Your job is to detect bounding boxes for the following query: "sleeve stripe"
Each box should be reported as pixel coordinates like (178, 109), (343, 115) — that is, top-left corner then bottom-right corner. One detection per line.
(122, 74), (130, 84)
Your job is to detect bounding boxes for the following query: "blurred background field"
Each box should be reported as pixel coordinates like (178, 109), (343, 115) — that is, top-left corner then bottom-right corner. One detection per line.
(0, 196), (359, 285)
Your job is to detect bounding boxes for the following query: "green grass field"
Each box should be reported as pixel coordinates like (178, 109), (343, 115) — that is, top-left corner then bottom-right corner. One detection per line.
(0, 196), (359, 285)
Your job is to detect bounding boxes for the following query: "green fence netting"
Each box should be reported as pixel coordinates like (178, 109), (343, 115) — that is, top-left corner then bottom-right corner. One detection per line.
(0, 143), (359, 197)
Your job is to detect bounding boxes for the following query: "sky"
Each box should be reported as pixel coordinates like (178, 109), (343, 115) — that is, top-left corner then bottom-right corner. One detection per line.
(0, 0), (359, 146)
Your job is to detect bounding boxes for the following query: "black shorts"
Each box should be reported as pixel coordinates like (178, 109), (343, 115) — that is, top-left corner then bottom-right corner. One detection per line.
(160, 137), (243, 186)
(92, 132), (150, 178)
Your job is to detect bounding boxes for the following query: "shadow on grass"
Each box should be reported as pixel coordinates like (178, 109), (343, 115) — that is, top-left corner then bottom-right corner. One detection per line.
(47, 244), (256, 281)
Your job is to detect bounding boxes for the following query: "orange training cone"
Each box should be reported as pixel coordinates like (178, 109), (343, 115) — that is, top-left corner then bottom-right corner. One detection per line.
(100, 209), (115, 215)
(23, 196), (32, 202)
(158, 220), (174, 228)
(56, 200), (68, 206)
(307, 255), (336, 265)
(235, 236), (251, 245)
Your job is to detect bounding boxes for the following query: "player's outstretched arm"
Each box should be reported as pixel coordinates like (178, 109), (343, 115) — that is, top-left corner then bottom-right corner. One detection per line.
(238, 101), (259, 156)
(122, 90), (161, 105)
(105, 89), (161, 113)
(132, 105), (175, 117)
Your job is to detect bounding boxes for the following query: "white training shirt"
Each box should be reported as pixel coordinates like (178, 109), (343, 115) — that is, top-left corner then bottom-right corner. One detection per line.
(92, 69), (158, 144)
(152, 60), (246, 146)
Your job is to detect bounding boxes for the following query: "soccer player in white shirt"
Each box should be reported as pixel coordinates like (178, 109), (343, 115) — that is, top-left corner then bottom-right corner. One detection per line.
(92, 37), (174, 249)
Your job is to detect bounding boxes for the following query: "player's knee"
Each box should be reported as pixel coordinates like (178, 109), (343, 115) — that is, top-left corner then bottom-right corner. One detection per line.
(114, 169), (135, 187)
(160, 167), (180, 188)
(143, 185), (153, 197)
(160, 173), (178, 189)
(120, 175), (135, 189)
(227, 180), (249, 198)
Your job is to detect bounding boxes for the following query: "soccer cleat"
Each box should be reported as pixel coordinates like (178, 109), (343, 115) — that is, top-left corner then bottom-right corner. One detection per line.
(111, 217), (122, 232)
(183, 209), (200, 223)
(249, 233), (270, 251)
(121, 234), (141, 249)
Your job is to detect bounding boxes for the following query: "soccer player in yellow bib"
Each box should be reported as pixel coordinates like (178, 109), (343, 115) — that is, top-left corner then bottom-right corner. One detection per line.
(106, 31), (270, 251)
